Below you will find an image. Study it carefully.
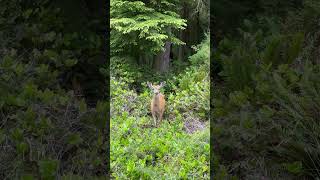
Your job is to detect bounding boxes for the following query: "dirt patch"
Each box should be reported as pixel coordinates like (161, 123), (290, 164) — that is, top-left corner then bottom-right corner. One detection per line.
(182, 113), (206, 134)
(139, 124), (155, 128)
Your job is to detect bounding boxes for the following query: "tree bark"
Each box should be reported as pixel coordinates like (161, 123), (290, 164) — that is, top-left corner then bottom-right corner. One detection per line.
(178, 30), (186, 62)
(153, 41), (171, 73)
(139, 54), (144, 65)
(178, 2), (189, 62)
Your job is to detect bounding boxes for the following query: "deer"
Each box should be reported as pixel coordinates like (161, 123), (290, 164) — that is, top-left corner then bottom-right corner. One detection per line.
(147, 81), (166, 127)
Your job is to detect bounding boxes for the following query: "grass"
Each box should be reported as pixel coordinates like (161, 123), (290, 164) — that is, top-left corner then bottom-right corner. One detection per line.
(111, 110), (209, 179)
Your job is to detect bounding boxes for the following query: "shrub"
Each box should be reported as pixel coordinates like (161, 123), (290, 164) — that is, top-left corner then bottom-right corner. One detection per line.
(0, 53), (107, 178)
(214, 60), (320, 178)
(213, 4), (320, 176)
(0, 1), (107, 178)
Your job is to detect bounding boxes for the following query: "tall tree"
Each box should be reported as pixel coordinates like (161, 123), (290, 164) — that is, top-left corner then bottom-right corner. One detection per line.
(176, 0), (209, 62)
(110, 0), (187, 73)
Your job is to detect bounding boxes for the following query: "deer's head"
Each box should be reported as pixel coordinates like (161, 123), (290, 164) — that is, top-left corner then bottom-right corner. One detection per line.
(147, 81), (165, 95)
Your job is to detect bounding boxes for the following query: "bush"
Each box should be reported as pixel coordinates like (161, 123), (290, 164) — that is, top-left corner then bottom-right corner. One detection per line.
(213, 24), (320, 178)
(213, 3), (320, 176)
(167, 35), (210, 121)
(214, 62), (320, 178)
(0, 53), (107, 178)
(0, 0), (107, 178)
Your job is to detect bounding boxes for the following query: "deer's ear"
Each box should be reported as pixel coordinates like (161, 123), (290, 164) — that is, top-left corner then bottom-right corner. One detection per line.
(147, 82), (152, 89)
(160, 81), (166, 87)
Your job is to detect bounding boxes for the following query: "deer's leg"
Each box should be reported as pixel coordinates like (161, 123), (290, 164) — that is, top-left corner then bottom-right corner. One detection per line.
(159, 111), (164, 123)
(152, 112), (157, 127)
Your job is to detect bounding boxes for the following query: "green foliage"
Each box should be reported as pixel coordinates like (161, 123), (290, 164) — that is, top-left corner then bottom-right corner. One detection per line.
(213, 0), (302, 40)
(262, 32), (304, 66)
(216, 22), (304, 92)
(38, 160), (59, 180)
(110, 0), (187, 56)
(283, 161), (303, 175)
(0, 51), (108, 178)
(215, 62), (320, 178)
(167, 36), (210, 120)
(213, 1), (320, 178)
(217, 29), (261, 91)
(110, 36), (210, 178)
(0, 0), (107, 178)
(189, 34), (210, 67)
(111, 114), (209, 179)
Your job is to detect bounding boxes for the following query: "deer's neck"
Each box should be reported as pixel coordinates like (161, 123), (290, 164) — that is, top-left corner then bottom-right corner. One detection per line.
(153, 93), (161, 103)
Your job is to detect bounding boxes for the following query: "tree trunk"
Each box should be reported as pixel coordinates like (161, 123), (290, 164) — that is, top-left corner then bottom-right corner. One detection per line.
(72, 76), (83, 98)
(153, 41), (171, 73)
(178, 30), (186, 62)
(178, 3), (188, 62)
(139, 54), (144, 65)
(139, 53), (153, 68)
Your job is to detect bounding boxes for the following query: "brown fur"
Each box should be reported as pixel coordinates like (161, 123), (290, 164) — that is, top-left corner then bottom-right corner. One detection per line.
(147, 82), (166, 126)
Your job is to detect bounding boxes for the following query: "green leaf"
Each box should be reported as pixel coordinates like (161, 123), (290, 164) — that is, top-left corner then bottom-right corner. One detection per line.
(67, 133), (83, 145)
(23, 83), (38, 98)
(25, 107), (36, 122)
(64, 58), (78, 67)
(40, 89), (55, 104)
(17, 142), (28, 154)
(21, 174), (34, 180)
(43, 50), (58, 61)
(38, 159), (58, 180)
(1, 55), (13, 68)
(6, 95), (26, 107)
(284, 161), (303, 175)
(11, 128), (24, 142)
(23, 9), (33, 19)
(79, 99), (87, 112)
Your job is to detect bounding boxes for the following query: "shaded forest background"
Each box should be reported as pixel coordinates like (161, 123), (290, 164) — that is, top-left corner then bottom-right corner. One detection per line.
(0, 0), (108, 179)
(213, 0), (320, 179)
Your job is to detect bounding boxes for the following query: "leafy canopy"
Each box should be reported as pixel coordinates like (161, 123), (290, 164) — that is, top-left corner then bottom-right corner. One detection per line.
(110, 0), (187, 55)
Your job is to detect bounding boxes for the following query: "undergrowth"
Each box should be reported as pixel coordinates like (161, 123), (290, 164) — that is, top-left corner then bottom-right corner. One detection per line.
(110, 36), (210, 179)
